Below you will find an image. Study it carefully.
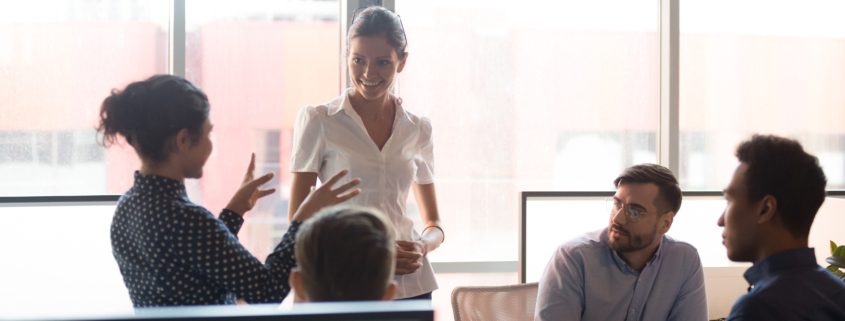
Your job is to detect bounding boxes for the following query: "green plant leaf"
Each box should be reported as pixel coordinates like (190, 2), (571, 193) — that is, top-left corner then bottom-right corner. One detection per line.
(827, 256), (845, 268)
(826, 265), (845, 277)
(834, 246), (845, 258)
(832, 241), (838, 254)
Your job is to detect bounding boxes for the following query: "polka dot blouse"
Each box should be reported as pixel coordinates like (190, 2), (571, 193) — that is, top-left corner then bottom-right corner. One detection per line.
(111, 171), (299, 307)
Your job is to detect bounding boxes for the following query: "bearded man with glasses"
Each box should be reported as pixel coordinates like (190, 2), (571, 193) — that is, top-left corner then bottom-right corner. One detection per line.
(535, 164), (707, 321)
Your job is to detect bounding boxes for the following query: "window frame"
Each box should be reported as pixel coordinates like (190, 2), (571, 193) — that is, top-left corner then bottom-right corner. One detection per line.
(2, 0), (844, 277)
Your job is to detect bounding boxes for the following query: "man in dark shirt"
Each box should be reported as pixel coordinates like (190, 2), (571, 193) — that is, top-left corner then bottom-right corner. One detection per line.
(718, 134), (845, 320)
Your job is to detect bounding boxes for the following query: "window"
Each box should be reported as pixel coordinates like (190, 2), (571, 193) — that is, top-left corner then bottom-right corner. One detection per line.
(395, 0), (660, 263)
(3, 1), (845, 320)
(0, 0), (170, 196)
(679, 0), (845, 190)
(184, 0), (340, 258)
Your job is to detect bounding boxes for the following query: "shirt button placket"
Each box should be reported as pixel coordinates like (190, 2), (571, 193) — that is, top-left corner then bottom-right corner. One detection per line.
(628, 277), (641, 321)
(380, 153), (387, 211)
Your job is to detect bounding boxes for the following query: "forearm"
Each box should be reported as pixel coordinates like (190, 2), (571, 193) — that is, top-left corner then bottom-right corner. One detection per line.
(419, 225), (444, 255)
(179, 211), (292, 304)
(412, 183), (443, 255)
(218, 209), (244, 236)
(251, 220), (302, 303)
(227, 222), (302, 304)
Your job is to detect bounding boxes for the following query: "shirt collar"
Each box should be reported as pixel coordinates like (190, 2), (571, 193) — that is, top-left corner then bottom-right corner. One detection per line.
(327, 88), (353, 116)
(328, 88), (416, 125)
(603, 227), (666, 274)
(132, 171), (188, 199)
(744, 247), (818, 287)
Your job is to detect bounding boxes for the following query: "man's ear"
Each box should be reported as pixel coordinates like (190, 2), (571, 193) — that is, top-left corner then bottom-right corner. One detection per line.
(659, 211), (675, 234)
(382, 281), (397, 301)
(290, 271), (308, 303)
(757, 195), (778, 224)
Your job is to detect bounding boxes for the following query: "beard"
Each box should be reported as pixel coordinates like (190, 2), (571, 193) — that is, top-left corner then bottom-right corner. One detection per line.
(608, 223), (660, 253)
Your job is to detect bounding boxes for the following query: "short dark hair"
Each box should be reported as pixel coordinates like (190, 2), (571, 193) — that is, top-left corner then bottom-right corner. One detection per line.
(97, 75), (209, 163)
(294, 207), (395, 301)
(614, 164), (682, 215)
(348, 6), (407, 58)
(735, 134), (827, 238)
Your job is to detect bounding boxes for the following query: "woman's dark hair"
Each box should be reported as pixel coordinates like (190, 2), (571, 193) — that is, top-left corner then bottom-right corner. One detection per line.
(736, 134), (827, 238)
(97, 74), (209, 164)
(348, 6), (407, 58)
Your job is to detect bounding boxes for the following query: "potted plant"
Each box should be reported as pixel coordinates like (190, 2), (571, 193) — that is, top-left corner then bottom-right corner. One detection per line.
(825, 241), (845, 280)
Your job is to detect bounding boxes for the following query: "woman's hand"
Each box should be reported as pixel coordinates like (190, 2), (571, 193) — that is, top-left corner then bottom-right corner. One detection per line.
(225, 153), (276, 216)
(291, 170), (361, 223)
(395, 240), (424, 275)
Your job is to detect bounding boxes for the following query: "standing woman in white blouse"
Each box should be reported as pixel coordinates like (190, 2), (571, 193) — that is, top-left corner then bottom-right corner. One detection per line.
(288, 6), (444, 300)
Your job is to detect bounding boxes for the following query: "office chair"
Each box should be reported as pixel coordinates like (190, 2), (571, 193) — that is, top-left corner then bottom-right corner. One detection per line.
(451, 282), (539, 321)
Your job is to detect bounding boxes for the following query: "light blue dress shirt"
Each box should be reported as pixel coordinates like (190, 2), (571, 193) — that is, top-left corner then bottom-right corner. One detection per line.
(535, 228), (707, 321)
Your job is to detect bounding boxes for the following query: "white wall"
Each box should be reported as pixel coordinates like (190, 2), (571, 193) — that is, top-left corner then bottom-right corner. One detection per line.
(0, 202), (132, 318)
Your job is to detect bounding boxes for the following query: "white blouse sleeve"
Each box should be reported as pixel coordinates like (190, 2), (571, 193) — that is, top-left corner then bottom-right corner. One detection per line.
(414, 117), (435, 184)
(289, 106), (324, 173)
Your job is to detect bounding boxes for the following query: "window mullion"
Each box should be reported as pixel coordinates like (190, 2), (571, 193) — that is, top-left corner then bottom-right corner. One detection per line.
(170, 0), (186, 77)
(658, 0), (680, 174)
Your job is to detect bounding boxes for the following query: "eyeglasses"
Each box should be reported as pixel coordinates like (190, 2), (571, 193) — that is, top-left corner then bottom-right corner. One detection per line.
(607, 198), (649, 222)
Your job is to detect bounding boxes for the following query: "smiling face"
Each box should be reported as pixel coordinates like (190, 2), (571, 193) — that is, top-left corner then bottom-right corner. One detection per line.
(608, 183), (670, 253)
(347, 35), (406, 102)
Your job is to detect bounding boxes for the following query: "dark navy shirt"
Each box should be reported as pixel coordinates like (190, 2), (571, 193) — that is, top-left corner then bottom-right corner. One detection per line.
(111, 171), (299, 307)
(728, 248), (845, 321)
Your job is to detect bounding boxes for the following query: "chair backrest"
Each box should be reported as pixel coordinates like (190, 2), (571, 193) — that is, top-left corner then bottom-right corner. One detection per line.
(451, 282), (539, 321)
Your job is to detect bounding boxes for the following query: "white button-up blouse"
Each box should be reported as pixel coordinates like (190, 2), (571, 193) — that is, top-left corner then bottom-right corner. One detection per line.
(290, 89), (438, 298)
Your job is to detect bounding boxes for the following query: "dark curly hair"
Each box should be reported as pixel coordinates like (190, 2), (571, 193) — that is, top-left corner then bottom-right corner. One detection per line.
(735, 134), (827, 238)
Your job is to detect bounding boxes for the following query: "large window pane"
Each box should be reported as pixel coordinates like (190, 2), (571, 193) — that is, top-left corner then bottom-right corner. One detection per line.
(396, 0), (659, 262)
(0, 0), (170, 196)
(680, 0), (845, 190)
(185, 0), (340, 258)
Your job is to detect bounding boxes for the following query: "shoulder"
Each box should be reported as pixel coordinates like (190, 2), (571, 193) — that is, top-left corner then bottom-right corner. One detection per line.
(297, 104), (330, 120)
(762, 267), (845, 302)
(729, 268), (845, 320)
(398, 105), (432, 130)
(556, 229), (606, 259)
(661, 235), (702, 263)
(168, 200), (216, 225)
(294, 103), (335, 137)
(299, 94), (345, 119)
(729, 292), (778, 320)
